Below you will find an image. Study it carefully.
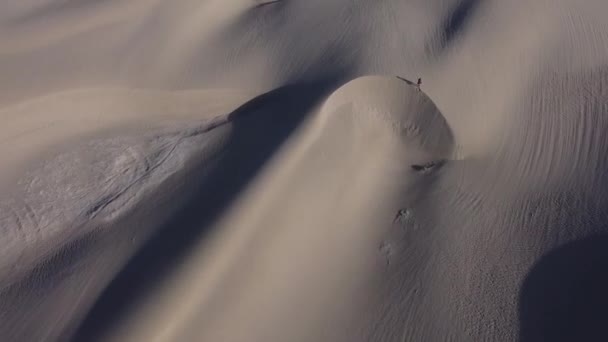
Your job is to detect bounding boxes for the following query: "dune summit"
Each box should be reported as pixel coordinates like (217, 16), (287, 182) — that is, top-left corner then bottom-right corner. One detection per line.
(2, 0), (608, 341)
(322, 76), (454, 158)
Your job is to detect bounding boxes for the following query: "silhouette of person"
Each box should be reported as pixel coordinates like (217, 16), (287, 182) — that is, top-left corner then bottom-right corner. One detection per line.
(416, 78), (422, 91)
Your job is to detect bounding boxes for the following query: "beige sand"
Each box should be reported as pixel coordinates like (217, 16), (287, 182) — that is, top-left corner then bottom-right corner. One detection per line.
(2, 1), (608, 341)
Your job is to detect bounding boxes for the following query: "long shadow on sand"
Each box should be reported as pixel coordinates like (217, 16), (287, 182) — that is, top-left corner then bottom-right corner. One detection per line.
(519, 234), (608, 341)
(71, 77), (342, 340)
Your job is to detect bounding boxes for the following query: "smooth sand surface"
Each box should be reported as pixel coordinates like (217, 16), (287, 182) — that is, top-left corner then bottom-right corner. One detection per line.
(2, 1), (608, 341)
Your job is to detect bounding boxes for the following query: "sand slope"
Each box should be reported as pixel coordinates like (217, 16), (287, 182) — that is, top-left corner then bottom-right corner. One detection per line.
(2, 0), (608, 341)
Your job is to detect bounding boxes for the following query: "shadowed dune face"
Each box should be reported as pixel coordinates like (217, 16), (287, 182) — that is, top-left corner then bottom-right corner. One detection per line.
(69, 79), (341, 341)
(519, 235), (608, 342)
(435, 0), (481, 52)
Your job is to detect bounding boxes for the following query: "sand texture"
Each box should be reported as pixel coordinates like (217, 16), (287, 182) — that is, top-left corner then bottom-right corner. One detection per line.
(2, 1), (608, 341)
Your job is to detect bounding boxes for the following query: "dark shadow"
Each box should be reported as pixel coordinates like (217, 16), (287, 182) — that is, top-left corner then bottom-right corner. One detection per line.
(395, 76), (415, 85)
(411, 160), (446, 173)
(440, 0), (480, 49)
(70, 77), (342, 341)
(519, 234), (608, 342)
(252, 0), (283, 9)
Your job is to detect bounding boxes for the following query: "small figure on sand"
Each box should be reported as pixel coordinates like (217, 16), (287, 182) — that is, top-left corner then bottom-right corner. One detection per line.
(416, 77), (422, 91)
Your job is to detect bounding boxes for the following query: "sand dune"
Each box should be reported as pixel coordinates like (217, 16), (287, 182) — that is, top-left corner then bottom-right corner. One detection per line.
(2, 0), (608, 341)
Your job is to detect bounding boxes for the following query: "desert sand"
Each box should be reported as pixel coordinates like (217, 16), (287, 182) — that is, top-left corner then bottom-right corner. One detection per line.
(2, 0), (608, 341)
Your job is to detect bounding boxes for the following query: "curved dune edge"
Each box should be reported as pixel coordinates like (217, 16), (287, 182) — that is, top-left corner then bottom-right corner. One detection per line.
(321, 75), (455, 158)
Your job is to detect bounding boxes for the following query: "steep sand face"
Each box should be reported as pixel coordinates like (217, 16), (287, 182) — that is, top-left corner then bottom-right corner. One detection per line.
(2, 0), (608, 341)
